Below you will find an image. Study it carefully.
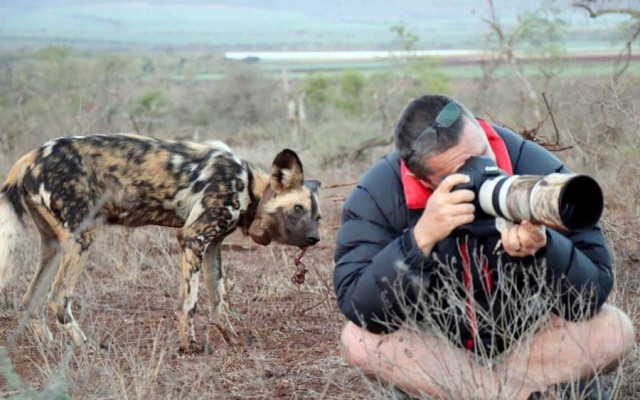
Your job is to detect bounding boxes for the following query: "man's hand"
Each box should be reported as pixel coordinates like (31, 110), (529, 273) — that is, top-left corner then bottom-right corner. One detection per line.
(413, 174), (475, 255)
(502, 220), (546, 257)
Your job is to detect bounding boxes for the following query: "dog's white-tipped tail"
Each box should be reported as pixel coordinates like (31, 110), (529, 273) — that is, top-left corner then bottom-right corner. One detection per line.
(0, 193), (23, 289)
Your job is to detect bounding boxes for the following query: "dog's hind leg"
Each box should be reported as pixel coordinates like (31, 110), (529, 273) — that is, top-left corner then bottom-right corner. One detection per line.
(202, 240), (236, 343)
(47, 229), (95, 347)
(23, 203), (61, 307)
(21, 203), (65, 347)
(23, 235), (59, 346)
(23, 236), (58, 308)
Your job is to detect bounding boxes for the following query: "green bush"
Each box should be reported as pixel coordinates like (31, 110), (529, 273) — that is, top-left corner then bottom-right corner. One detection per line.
(129, 89), (169, 118)
(337, 70), (366, 115)
(303, 74), (333, 107)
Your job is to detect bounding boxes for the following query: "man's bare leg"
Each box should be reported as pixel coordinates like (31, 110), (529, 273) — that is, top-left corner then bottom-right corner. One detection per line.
(498, 304), (635, 394)
(341, 322), (535, 399)
(340, 305), (634, 400)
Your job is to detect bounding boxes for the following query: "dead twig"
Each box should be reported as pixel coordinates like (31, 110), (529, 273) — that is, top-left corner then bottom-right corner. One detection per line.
(325, 195), (347, 203)
(322, 136), (394, 167)
(573, 2), (640, 82)
(539, 93), (573, 152)
(322, 181), (358, 189)
(129, 113), (141, 135)
(541, 93), (561, 146)
(508, 93), (573, 153)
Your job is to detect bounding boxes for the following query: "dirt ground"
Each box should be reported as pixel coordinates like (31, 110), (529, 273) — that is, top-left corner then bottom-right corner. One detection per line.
(0, 84), (638, 398)
(0, 177), (391, 399)
(1, 157), (639, 399)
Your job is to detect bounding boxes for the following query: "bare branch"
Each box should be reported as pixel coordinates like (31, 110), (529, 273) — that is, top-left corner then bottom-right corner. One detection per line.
(322, 181), (358, 190)
(129, 113), (141, 135)
(614, 24), (640, 81)
(572, 3), (640, 19)
(573, 1), (640, 81)
(484, 0), (541, 120)
(321, 136), (393, 167)
(541, 93), (561, 146)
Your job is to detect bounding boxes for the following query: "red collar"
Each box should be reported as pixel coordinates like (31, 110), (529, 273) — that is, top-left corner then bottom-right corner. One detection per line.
(401, 120), (513, 210)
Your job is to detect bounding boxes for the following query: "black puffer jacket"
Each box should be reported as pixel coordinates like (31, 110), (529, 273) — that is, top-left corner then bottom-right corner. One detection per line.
(333, 125), (612, 353)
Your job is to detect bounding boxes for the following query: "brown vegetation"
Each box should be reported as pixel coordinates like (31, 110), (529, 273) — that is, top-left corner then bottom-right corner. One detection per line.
(0, 48), (638, 399)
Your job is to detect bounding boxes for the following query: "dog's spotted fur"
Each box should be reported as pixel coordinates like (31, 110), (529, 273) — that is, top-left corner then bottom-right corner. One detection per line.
(0, 134), (321, 352)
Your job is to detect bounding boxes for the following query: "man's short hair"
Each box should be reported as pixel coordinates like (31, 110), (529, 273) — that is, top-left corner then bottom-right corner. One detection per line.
(394, 94), (477, 180)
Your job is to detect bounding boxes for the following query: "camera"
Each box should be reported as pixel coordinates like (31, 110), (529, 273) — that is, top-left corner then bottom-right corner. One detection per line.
(453, 156), (603, 234)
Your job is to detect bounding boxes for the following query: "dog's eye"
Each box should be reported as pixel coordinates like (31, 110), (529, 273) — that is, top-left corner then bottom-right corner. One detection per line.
(294, 204), (304, 213)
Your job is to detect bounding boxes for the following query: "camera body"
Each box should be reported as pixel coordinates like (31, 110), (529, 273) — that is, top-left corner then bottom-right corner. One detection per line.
(453, 157), (506, 219)
(453, 156), (603, 235)
(452, 157), (507, 236)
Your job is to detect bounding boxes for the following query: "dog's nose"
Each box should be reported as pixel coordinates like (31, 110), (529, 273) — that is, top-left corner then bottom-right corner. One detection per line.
(307, 236), (320, 246)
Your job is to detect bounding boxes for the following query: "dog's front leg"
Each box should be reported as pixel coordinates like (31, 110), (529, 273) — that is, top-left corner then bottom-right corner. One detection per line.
(176, 234), (205, 354)
(202, 240), (236, 344)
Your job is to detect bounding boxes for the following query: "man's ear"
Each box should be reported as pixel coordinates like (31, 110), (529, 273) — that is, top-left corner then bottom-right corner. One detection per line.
(304, 179), (321, 193)
(270, 149), (304, 193)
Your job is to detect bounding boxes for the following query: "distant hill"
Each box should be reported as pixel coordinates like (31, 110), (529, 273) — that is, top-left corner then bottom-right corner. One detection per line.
(0, 0), (626, 52)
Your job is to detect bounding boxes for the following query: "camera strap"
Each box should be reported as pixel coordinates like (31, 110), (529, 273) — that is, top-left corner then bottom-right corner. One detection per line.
(458, 238), (493, 352)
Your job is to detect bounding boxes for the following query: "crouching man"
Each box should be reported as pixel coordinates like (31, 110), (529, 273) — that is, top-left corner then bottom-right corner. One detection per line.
(333, 94), (635, 399)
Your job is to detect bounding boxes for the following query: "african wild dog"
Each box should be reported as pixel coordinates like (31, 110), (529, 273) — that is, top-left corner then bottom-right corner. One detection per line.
(0, 134), (321, 353)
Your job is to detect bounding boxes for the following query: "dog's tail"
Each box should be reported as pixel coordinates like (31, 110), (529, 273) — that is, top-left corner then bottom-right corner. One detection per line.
(0, 150), (37, 289)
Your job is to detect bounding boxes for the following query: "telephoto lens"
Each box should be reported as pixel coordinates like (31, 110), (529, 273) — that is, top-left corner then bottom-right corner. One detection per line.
(456, 157), (604, 232)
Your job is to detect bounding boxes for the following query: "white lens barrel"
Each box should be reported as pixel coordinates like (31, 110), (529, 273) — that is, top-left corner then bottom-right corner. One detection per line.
(479, 172), (603, 231)
(478, 176), (499, 216)
(478, 175), (516, 220)
(497, 176), (518, 221)
(479, 175), (536, 222)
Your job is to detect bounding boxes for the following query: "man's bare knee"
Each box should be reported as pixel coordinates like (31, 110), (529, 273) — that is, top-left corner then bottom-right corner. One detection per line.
(561, 304), (638, 374)
(340, 322), (379, 370)
(595, 305), (635, 368)
(340, 322), (365, 367)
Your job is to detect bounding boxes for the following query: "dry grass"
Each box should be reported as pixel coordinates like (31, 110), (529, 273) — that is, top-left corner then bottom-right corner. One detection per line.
(0, 210), (374, 399)
(0, 66), (638, 399)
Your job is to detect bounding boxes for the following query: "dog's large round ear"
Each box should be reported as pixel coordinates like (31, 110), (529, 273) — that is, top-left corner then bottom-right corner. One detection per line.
(270, 149), (304, 193)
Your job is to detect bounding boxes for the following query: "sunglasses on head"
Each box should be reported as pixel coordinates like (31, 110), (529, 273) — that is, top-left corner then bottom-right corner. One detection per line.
(408, 101), (461, 158)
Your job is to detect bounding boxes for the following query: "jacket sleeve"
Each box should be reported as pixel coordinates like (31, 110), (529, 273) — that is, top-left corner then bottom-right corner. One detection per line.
(333, 163), (434, 334)
(539, 163), (612, 321)
(508, 134), (613, 321)
(543, 224), (612, 321)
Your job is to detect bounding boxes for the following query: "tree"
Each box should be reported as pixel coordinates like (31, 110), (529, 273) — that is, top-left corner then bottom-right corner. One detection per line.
(337, 69), (366, 115)
(128, 89), (169, 135)
(390, 23), (420, 53)
(482, 0), (543, 121)
(573, 1), (640, 82)
(303, 74), (332, 109)
(518, 9), (568, 84)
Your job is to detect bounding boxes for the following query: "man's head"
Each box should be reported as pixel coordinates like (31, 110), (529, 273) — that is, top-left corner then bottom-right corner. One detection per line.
(395, 94), (495, 189)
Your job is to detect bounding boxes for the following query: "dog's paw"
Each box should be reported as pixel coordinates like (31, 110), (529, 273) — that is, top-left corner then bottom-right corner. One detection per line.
(213, 322), (241, 346)
(179, 340), (204, 355)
